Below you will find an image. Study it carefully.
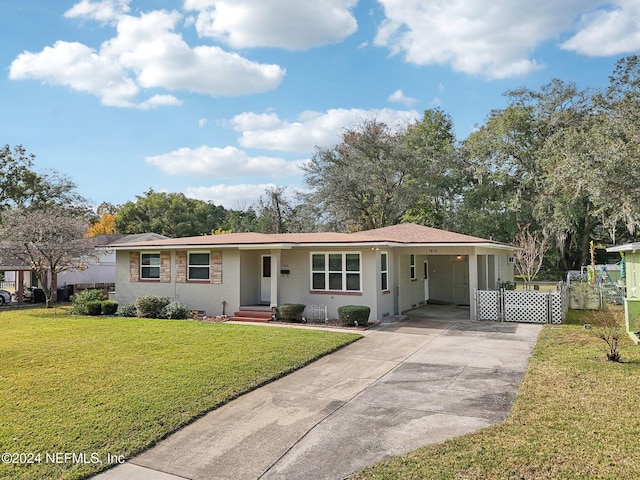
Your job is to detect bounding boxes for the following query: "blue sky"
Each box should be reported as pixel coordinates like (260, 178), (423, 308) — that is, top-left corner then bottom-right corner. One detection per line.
(1, 1), (638, 210)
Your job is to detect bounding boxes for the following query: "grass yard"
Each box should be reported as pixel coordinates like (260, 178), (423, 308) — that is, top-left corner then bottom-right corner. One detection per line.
(352, 310), (640, 479)
(0, 307), (360, 480)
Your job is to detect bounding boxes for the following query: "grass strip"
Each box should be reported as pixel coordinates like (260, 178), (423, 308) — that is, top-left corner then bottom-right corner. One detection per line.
(0, 307), (360, 479)
(353, 312), (640, 480)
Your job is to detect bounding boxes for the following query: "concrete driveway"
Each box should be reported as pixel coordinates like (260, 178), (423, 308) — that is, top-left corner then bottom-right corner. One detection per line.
(93, 305), (541, 480)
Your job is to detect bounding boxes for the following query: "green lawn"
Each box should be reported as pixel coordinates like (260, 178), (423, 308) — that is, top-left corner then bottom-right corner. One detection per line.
(0, 307), (360, 480)
(352, 311), (640, 479)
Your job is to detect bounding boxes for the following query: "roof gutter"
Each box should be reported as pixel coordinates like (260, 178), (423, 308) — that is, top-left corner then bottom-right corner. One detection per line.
(110, 241), (517, 251)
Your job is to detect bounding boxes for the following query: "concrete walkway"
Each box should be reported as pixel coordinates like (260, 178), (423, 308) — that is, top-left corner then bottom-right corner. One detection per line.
(93, 306), (541, 480)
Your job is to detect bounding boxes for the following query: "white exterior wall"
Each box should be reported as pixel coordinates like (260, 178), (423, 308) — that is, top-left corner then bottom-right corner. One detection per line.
(58, 250), (116, 286)
(113, 244), (516, 321)
(113, 250), (241, 317)
(239, 251), (261, 306)
(375, 249), (395, 319)
(277, 247), (380, 321)
(397, 253), (428, 312)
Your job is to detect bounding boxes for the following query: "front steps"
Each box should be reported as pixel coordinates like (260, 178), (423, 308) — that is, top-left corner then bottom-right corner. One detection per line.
(228, 309), (273, 323)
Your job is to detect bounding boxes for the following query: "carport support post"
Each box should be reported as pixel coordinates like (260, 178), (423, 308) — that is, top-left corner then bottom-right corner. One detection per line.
(468, 253), (478, 320)
(270, 249), (281, 310)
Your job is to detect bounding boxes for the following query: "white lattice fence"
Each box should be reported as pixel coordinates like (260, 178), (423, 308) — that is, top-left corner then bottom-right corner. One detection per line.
(549, 290), (567, 324)
(504, 290), (549, 323)
(475, 288), (568, 324)
(476, 290), (500, 321)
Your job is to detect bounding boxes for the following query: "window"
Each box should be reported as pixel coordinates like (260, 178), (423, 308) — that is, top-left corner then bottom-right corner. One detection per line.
(141, 252), (160, 280)
(381, 252), (389, 291)
(311, 252), (361, 292)
(188, 252), (210, 280)
(410, 254), (416, 280)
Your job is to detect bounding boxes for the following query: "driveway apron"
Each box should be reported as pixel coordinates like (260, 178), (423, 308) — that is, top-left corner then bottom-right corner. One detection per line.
(93, 306), (541, 480)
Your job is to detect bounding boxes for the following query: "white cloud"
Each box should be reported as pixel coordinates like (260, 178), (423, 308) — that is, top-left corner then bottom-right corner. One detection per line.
(561, 1), (640, 56)
(9, 41), (140, 108)
(388, 89), (417, 106)
(64, 0), (131, 23)
(232, 108), (421, 153)
(184, 0), (358, 50)
(144, 145), (307, 178)
(137, 94), (182, 110)
(9, 4), (285, 107)
(374, 0), (606, 78)
(103, 10), (285, 97)
(199, 118), (208, 127)
(186, 183), (277, 209)
(230, 112), (285, 131)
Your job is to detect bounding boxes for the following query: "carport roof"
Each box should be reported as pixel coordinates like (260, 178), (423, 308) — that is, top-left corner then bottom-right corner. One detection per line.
(0, 257), (32, 270)
(109, 223), (514, 251)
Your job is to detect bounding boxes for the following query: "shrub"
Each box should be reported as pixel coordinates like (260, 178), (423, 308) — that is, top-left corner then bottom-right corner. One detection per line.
(338, 305), (370, 327)
(85, 301), (103, 316)
(71, 289), (108, 315)
(135, 295), (171, 318)
(160, 301), (189, 320)
(117, 303), (137, 317)
(277, 304), (306, 322)
(101, 300), (118, 315)
(590, 309), (625, 362)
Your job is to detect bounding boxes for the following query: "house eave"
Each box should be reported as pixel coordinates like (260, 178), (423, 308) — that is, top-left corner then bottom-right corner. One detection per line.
(606, 243), (640, 253)
(110, 240), (516, 251)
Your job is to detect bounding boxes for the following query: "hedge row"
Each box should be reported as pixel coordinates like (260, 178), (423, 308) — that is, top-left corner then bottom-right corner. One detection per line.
(275, 303), (371, 327)
(71, 290), (189, 320)
(85, 300), (118, 316)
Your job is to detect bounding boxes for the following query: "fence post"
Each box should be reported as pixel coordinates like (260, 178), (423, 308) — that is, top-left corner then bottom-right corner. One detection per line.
(547, 292), (551, 324)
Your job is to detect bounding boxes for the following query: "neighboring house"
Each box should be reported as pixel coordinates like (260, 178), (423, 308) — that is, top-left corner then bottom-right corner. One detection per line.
(57, 233), (169, 289)
(1, 233), (168, 302)
(0, 258), (34, 301)
(606, 243), (640, 339)
(110, 223), (516, 321)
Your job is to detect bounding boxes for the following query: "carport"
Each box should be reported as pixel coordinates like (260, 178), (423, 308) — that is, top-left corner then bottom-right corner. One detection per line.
(0, 258), (33, 305)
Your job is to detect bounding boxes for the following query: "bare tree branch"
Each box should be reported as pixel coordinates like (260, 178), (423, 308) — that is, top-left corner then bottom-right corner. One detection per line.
(0, 207), (98, 307)
(513, 223), (549, 290)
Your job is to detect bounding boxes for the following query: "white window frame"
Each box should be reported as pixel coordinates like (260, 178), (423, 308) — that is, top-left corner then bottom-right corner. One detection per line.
(140, 252), (161, 280)
(187, 251), (210, 281)
(381, 252), (389, 291)
(310, 252), (361, 292)
(410, 254), (416, 280)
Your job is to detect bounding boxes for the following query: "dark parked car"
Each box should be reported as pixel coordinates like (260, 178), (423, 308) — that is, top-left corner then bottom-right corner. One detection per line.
(0, 289), (11, 306)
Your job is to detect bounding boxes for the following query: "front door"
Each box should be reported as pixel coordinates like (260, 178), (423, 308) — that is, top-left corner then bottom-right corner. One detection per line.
(260, 255), (271, 303)
(423, 260), (430, 302)
(452, 257), (470, 305)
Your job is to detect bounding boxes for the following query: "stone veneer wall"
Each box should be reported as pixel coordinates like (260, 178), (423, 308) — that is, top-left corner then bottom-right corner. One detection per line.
(129, 252), (139, 282)
(211, 250), (222, 284)
(129, 250), (222, 284)
(176, 251), (187, 283)
(160, 252), (171, 283)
